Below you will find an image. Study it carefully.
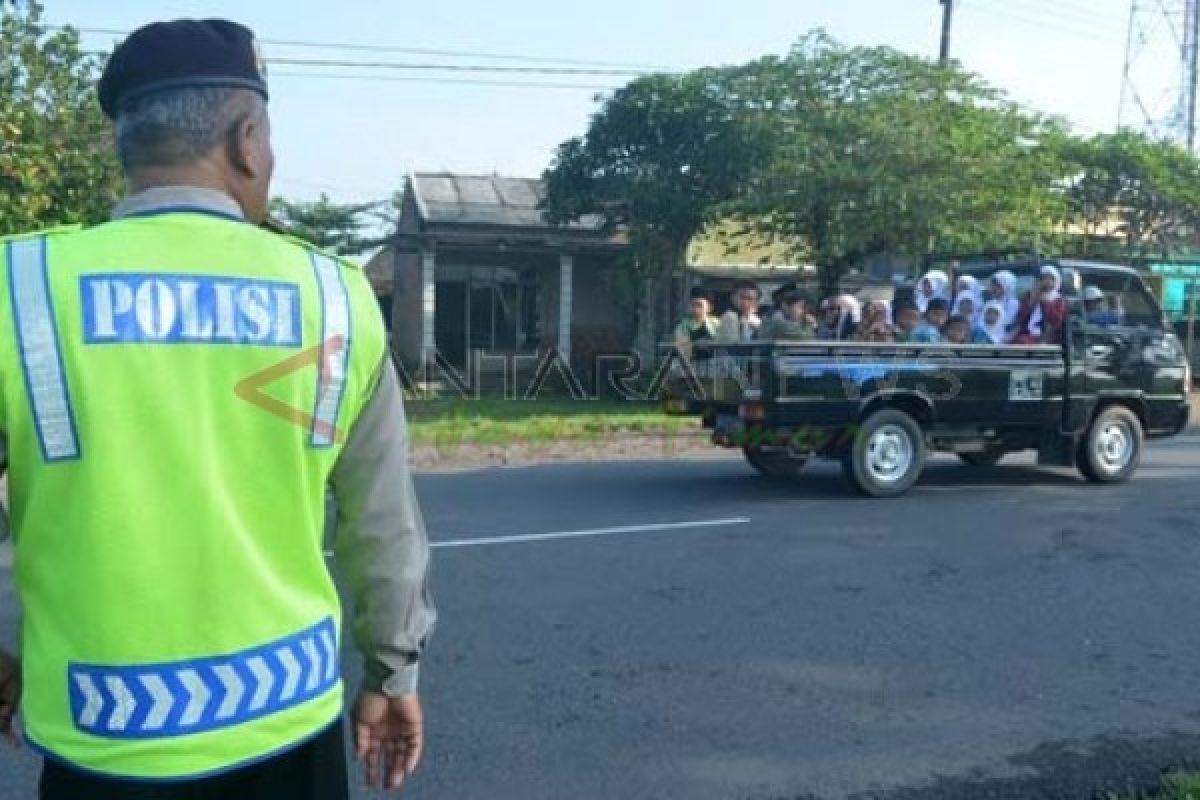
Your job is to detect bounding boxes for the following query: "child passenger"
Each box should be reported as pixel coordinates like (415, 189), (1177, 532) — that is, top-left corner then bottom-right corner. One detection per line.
(943, 314), (993, 345)
(896, 300), (944, 344)
(854, 300), (896, 342)
(980, 301), (1008, 344)
(759, 290), (818, 341)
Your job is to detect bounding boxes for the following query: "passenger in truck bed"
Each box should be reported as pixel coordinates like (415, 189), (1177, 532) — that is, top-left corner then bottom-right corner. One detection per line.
(759, 289), (818, 341)
(943, 314), (992, 345)
(1013, 265), (1067, 344)
(981, 301), (1008, 344)
(854, 300), (896, 343)
(716, 279), (763, 343)
(987, 270), (1021, 337)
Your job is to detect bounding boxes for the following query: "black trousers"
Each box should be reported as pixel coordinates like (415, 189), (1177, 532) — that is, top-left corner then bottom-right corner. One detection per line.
(39, 721), (349, 800)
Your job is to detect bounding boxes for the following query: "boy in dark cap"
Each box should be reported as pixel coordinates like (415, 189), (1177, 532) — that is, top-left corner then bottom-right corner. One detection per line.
(673, 286), (719, 358)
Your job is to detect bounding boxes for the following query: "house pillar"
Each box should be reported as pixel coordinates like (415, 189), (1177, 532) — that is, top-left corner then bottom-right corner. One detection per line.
(558, 253), (574, 359)
(421, 249), (436, 357)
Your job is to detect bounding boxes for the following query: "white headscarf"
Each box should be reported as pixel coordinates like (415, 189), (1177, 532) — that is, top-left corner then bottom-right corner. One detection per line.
(953, 290), (982, 326)
(989, 270), (1021, 331)
(956, 276), (984, 312)
(1028, 264), (1062, 337)
(916, 270), (951, 313)
(981, 300), (1007, 344)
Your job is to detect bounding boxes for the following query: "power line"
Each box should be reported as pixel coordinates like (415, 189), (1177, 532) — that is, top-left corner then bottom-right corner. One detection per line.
(51, 24), (672, 71)
(958, 0), (1127, 43)
(270, 70), (620, 91)
(263, 56), (647, 76)
(993, 0), (1129, 28)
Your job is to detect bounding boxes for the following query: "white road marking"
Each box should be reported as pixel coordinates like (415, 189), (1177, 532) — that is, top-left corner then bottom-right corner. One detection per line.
(430, 518), (751, 550)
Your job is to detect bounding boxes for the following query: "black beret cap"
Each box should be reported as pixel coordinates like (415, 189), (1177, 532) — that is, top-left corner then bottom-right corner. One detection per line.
(98, 19), (268, 119)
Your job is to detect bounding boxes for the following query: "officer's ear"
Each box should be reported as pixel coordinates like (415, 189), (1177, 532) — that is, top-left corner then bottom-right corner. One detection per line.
(225, 111), (263, 181)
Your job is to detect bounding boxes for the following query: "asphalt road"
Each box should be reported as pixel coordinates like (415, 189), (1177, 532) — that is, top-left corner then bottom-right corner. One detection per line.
(4, 437), (1200, 799)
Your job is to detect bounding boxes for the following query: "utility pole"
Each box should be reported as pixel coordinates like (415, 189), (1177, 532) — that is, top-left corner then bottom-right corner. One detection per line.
(939, 0), (955, 65)
(1121, 0), (1200, 151)
(1187, 0), (1200, 151)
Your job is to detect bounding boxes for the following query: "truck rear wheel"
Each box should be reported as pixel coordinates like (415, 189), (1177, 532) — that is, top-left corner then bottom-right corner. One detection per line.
(743, 445), (807, 479)
(1077, 406), (1143, 484)
(843, 409), (926, 497)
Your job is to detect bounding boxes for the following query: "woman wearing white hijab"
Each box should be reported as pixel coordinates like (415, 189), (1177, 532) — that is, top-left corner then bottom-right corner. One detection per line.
(987, 270), (1021, 336)
(916, 270), (951, 313)
(1018, 264), (1067, 344)
(953, 290), (983, 326)
(980, 300), (1008, 344)
(956, 276), (984, 312)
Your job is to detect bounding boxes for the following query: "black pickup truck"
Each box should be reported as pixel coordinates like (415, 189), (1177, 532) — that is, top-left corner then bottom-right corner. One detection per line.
(665, 259), (1191, 497)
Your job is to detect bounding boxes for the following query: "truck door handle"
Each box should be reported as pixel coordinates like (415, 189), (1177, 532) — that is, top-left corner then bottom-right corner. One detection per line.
(1087, 345), (1114, 359)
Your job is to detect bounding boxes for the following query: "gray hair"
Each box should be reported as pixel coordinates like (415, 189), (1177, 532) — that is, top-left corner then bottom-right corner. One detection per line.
(115, 87), (262, 171)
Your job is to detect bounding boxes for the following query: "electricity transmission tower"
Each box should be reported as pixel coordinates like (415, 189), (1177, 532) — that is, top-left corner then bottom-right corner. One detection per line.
(1119, 0), (1200, 150)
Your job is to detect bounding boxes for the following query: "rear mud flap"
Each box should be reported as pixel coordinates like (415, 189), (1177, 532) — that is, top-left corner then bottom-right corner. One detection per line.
(1037, 432), (1078, 467)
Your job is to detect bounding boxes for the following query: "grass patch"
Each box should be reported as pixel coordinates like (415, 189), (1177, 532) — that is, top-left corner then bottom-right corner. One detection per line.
(404, 396), (698, 448)
(1112, 773), (1200, 799)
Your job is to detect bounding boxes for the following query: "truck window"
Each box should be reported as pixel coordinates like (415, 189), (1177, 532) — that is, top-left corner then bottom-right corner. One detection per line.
(1081, 273), (1164, 329)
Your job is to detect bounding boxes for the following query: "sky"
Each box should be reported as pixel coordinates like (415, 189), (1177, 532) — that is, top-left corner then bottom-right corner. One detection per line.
(44, 0), (1173, 205)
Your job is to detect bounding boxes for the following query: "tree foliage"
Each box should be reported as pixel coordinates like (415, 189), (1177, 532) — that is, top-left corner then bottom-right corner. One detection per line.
(1056, 130), (1200, 259)
(541, 70), (773, 356)
(269, 193), (392, 256)
(543, 31), (1200, 308)
(0, 1), (122, 233)
(736, 33), (1069, 293)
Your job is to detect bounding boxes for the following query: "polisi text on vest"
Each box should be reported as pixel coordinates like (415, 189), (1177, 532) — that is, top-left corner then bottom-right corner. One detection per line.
(82, 273), (302, 347)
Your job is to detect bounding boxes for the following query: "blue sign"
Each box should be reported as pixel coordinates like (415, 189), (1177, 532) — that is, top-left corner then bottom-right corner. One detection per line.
(81, 273), (302, 347)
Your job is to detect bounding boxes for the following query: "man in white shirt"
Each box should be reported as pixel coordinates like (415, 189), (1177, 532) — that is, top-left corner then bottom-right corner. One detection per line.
(717, 280), (763, 343)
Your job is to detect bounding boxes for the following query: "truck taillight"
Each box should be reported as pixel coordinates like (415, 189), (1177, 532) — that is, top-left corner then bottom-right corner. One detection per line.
(739, 402), (765, 421)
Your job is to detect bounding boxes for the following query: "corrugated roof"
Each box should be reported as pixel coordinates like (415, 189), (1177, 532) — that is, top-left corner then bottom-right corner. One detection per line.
(411, 173), (606, 231)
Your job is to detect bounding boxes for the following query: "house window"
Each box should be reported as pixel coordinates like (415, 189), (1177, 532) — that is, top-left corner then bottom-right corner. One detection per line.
(436, 265), (541, 361)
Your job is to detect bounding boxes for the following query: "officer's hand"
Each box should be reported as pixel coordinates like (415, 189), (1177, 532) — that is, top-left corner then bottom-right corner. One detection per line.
(353, 690), (423, 791)
(0, 650), (20, 747)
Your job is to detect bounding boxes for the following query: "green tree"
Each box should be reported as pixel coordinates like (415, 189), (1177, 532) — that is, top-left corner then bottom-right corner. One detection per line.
(1056, 130), (1200, 259)
(269, 194), (388, 256)
(737, 33), (1068, 294)
(0, 1), (123, 233)
(541, 70), (773, 361)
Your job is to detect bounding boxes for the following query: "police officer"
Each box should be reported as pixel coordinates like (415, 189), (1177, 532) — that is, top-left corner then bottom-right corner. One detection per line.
(0, 19), (434, 799)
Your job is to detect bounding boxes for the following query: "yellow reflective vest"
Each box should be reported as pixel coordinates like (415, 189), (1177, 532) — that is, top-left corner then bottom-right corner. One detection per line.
(0, 210), (386, 779)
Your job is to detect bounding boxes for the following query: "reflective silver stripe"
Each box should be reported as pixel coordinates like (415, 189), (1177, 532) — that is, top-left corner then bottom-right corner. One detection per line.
(310, 253), (350, 447)
(7, 237), (80, 461)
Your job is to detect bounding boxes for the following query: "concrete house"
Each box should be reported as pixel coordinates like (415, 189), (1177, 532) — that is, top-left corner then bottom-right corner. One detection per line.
(367, 173), (632, 372)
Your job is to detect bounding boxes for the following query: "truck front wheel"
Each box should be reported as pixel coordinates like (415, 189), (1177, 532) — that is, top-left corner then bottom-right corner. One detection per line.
(1077, 406), (1143, 484)
(743, 445), (807, 479)
(843, 409), (926, 497)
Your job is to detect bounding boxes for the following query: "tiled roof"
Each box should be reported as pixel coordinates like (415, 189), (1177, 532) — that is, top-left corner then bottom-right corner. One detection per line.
(410, 173), (606, 231)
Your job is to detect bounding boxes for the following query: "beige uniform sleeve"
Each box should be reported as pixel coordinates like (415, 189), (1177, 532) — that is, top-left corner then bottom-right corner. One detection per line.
(330, 357), (435, 696)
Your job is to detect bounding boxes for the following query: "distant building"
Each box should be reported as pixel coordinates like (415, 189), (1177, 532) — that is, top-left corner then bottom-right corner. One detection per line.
(367, 173), (632, 371)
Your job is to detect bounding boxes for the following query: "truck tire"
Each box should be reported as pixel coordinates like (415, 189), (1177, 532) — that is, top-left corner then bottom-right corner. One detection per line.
(958, 450), (1005, 467)
(743, 445), (807, 479)
(1077, 406), (1143, 484)
(843, 409), (926, 497)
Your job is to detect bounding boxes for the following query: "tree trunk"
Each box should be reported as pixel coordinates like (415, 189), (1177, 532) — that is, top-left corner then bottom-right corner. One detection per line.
(632, 243), (687, 375)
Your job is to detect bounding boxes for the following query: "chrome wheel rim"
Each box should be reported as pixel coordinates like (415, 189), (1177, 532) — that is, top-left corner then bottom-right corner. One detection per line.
(1095, 420), (1134, 473)
(865, 424), (914, 484)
